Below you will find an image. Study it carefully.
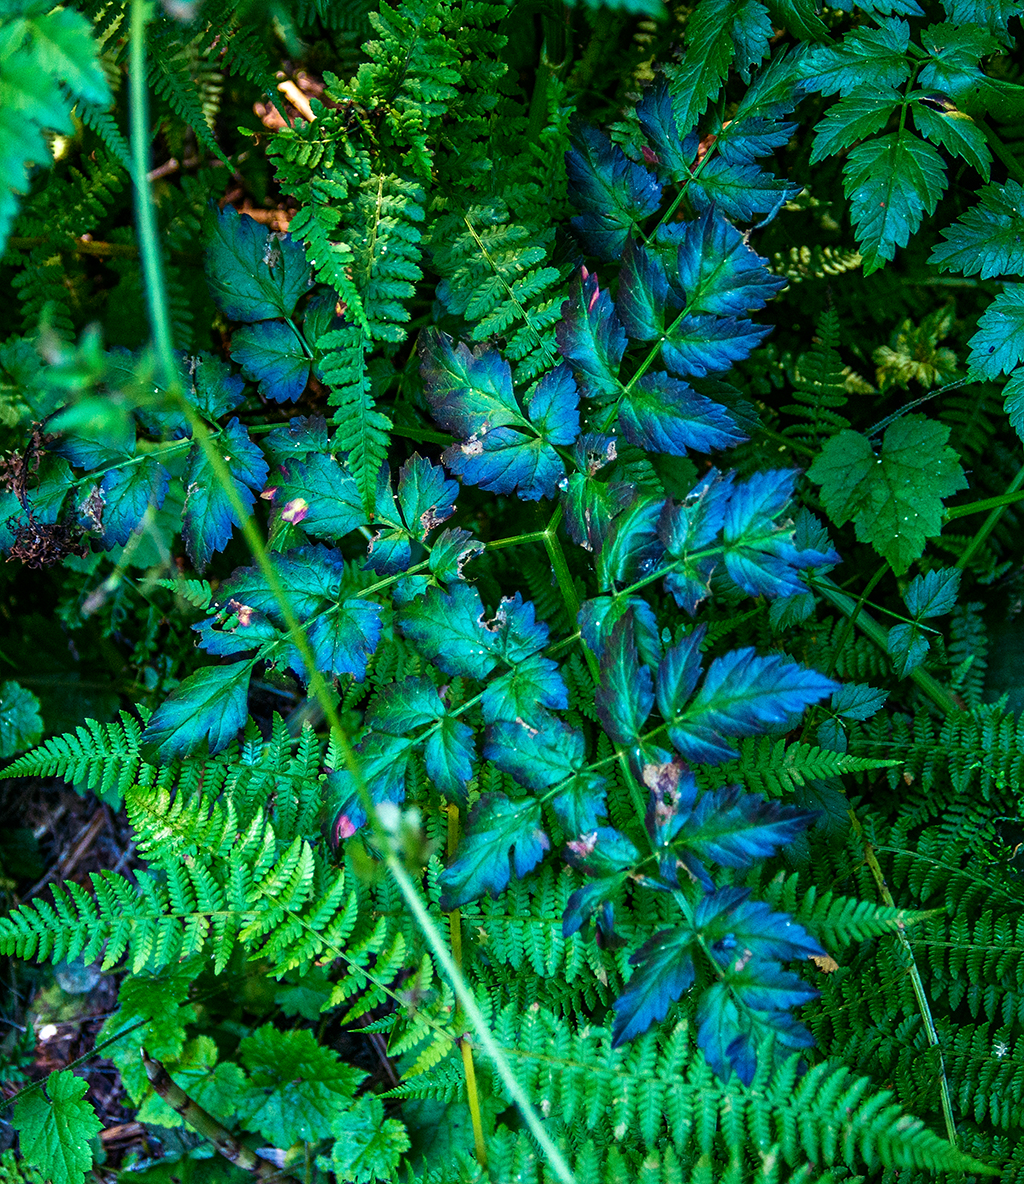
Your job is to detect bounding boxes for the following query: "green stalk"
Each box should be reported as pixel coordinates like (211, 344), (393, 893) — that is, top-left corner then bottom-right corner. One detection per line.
(812, 577), (960, 715)
(954, 462), (1024, 570)
(128, 5), (569, 1177)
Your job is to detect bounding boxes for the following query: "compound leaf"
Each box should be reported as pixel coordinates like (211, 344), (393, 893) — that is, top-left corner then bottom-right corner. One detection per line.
(398, 582), (500, 680)
(141, 661), (254, 759)
(230, 321), (310, 404)
(439, 793), (550, 909)
(967, 285), (1024, 377)
(13, 1070), (102, 1184)
(930, 180), (1024, 279)
(206, 206), (310, 323)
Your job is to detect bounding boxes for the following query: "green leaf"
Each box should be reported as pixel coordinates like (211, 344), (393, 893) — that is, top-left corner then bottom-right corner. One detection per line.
(325, 1095), (410, 1184)
(808, 416), (967, 574)
(0, 680), (42, 758)
(844, 131), (946, 274)
(809, 86), (901, 164)
(968, 285), (1024, 378)
(1004, 366), (1024, 442)
(912, 101), (991, 178)
(800, 20), (912, 97)
(439, 793), (550, 909)
(13, 1070), (101, 1184)
(235, 1024), (365, 1147)
(930, 180), (1024, 278)
(886, 622), (930, 676)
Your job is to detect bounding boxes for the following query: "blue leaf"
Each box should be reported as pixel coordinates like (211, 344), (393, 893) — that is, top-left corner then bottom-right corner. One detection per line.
(490, 592), (550, 664)
(562, 828), (639, 937)
(617, 240), (672, 342)
(305, 600), (383, 681)
(54, 406), (135, 469)
(561, 435), (633, 551)
(182, 418), (269, 571)
(723, 469), (840, 598)
(141, 662), (253, 758)
(550, 769), (609, 836)
(595, 612), (655, 746)
(659, 469), (735, 612)
(439, 793), (550, 909)
(484, 716), (590, 791)
(231, 321), (310, 404)
(206, 206), (310, 322)
(523, 363), (580, 444)
(98, 456), (170, 546)
(612, 927), (696, 1046)
(565, 123), (662, 261)
(443, 426), (565, 501)
(424, 715), (475, 800)
(578, 595), (662, 667)
(656, 628), (706, 722)
(886, 622), (929, 677)
(620, 372), (745, 456)
(398, 582), (500, 680)
(482, 656), (568, 726)
(272, 452), (363, 542)
(195, 605), (282, 657)
(662, 314), (771, 379)
(556, 268), (627, 403)
(665, 648), (839, 764)
(420, 329), (525, 438)
(672, 209), (787, 315)
(636, 86), (700, 178)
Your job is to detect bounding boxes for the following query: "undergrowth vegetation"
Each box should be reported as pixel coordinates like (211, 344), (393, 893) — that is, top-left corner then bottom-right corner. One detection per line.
(1, 0), (1024, 1180)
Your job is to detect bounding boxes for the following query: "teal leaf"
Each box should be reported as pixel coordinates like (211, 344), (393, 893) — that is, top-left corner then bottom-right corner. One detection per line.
(524, 363), (580, 445)
(595, 613), (655, 746)
(13, 1070), (102, 1184)
(800, 19), (912, 97)
(485, 716), (592, 792)
(1004, 366), (1024, 442)
(420, 329), (525, 437)
(844, 131), (946, 274)
(886, 621), (930, 676)
(968, 285), (1024, 378)
(230, 320), (310, 404)
(141, 662), (254, 758)
(429, 527), (484, 583)
(0, 680), (43, 758)
(424, 715), (475, 799)
(397, 454), (458, 540)
(482, 655), (568, 726)
(912, 100), (991, 178)
(930, 180), (1024, 279)
(556, 267), (628, 403)
(597, 493), (666, 590)
(369, 676), (445, 733)
(662, 314), (770, 379)
(442, 425), (565, 501)
(182, 418), (269, 571)
(636, 87), (700, 179)
(305, 600), (383, 681)
(904, 567), (961, 618)
(263, 416), (329, 467)
(810, 85), (902, 164)
(98, 456), (170, 546)
(206, 206), (311, 322)
(271, 452), (364, 541)
(671, 210), (786, 314)
(214, 545), (347, 623)
(398, 582), (500, 680)
(830, 682), (889, 720)
(439, 793), (550, 909)
(618, 240), (671, 341)
(686, 159), (799, 222)
(183, 351), (246, 419)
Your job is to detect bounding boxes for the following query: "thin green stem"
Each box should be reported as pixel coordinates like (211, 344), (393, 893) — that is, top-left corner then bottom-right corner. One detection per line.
(946, 482), (1024, 522)
(954, 463), (1024, 571)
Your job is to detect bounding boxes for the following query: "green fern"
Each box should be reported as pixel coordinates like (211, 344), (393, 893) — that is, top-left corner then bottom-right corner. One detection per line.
(698, 736), (898, 798)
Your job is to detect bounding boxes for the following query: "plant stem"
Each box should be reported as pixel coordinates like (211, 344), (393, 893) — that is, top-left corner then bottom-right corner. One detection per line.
(954, 463), (1024, 570)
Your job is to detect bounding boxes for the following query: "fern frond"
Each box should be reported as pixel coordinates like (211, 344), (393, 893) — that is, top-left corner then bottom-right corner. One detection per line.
(698, 736), (898, 797)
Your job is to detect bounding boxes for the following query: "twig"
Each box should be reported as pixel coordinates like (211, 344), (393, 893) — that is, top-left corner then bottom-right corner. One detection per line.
(25, 808), (106, 900)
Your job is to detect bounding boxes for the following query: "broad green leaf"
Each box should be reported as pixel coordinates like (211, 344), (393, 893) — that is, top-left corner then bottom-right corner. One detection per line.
(140, 661), (255, 758)
(235, 1025), (364, 1147)
(844, 131), (945, 274)
(968, 285), (1024, 378)
(271, 451), (364, 541)
(941, 0), (1021, 40)
(398, 582), (501, 680)
(904, 567), (961, 618)
(326, 1095), (411, 1184)
(930, 180), (1024, 278)
(810, 86), (901, 164)
(13, 1070), (102, 1184)
(808, 416), (968, 573)
(912, 101), (991, 178)
(205, 206), (310, 322)
(0, 679), (42, 757)
(886, 622), (929, 676)
(800, 19), (911, 97)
